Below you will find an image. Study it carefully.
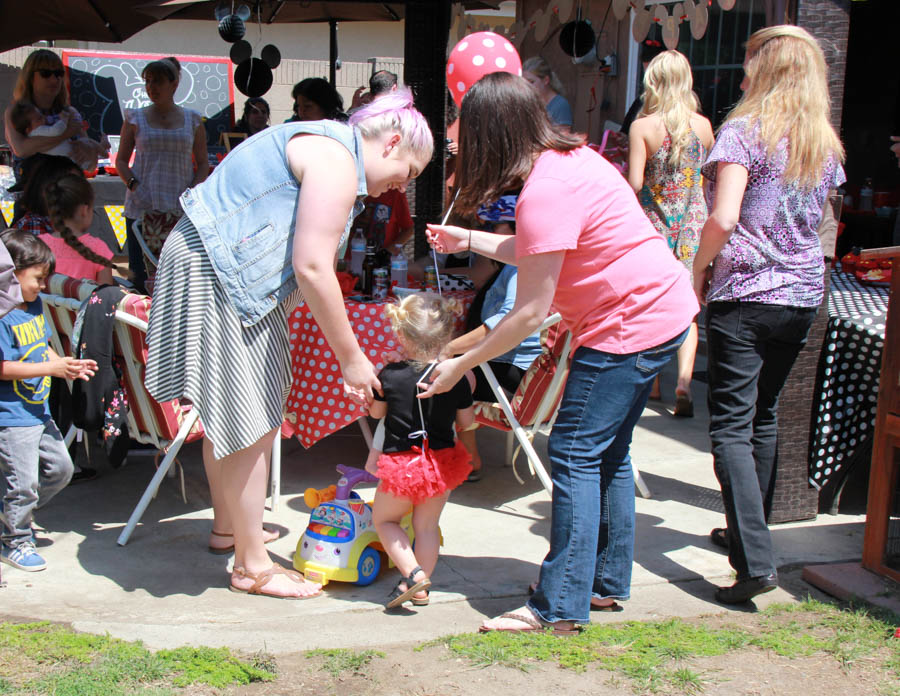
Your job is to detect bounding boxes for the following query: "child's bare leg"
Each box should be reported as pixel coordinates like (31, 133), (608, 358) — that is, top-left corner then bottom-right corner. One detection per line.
(457, 427), (481, 474)
(373, 488), (427, 589)
(409, 491), (449, 597)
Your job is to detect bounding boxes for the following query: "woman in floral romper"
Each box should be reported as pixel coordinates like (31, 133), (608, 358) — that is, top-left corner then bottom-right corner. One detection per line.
(628, 50), (714, 416)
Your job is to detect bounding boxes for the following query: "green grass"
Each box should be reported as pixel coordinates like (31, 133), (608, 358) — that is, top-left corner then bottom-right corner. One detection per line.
(0, 621), (275, 695)
(431, 597), (900, 695)
(305, 648), (385, 676)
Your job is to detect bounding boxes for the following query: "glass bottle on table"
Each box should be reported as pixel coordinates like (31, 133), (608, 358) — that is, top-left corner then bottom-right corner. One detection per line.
(361, 242), (377, 297)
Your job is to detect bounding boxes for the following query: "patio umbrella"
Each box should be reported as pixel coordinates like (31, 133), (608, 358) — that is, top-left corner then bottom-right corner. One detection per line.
(137, 1), (407, 23)
(0, 1), (165, 53)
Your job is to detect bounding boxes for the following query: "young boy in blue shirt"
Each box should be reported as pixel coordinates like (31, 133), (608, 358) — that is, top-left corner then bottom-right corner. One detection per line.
(0, 231), (97, 572)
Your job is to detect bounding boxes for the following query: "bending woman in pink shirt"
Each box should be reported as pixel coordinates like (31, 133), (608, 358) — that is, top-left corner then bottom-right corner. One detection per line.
(424, 72), (698, 634)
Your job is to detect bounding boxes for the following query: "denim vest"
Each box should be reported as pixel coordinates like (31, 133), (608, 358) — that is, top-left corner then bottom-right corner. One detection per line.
(179, 121), (368, 326)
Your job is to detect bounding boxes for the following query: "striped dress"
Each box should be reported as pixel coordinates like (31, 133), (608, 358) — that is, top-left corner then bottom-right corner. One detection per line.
(144, 217), (302, 459)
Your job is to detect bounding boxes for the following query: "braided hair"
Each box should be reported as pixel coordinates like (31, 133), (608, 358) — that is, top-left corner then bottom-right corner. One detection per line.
(44, 173), (118, 274)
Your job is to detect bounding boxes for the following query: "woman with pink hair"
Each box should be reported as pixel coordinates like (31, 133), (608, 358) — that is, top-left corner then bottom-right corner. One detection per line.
(145, 89), (433, 600)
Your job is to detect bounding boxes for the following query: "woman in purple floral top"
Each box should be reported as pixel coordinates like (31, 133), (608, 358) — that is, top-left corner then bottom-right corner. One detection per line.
(692, 25), (845, 605)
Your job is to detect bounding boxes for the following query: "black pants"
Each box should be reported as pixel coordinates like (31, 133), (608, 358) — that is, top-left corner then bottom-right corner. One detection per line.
(472, 361), (527, 402)
(705, 301), (816, 579)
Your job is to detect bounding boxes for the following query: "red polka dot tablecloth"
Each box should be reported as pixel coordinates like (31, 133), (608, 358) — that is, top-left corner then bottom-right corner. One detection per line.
(283, 292), (473, 448)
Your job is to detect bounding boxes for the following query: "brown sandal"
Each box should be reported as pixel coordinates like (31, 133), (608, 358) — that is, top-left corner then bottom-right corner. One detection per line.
(479, 610), (580, 636)
(229, 563), (322, 600)
(208, 527), (280, 555)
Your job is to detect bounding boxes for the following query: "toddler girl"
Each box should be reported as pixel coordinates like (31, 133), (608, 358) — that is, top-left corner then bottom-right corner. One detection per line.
(369, 292), (474, 609)
(41, 173), (116, 285)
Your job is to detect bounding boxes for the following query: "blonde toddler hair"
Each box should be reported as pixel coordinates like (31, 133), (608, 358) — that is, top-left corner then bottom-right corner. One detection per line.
(383, 292), (463, 367)
(725, 25), (844, 187)
(639, 50), (701, 168)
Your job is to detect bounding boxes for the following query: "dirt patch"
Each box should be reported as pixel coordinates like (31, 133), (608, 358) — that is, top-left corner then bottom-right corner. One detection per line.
(221, 609), (899, 696)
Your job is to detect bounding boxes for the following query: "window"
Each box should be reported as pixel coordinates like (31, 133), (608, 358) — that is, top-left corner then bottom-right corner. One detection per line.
(678, 0), (767, 126)
(629, 0), (767, 127)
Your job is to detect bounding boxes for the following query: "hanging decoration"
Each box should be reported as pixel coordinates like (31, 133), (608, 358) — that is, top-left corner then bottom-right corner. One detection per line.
(215, 2), (250, 43)
(446, 31), (523, 107)
(450, 1), (737, 53)
(217, 1), (281, 98)
(619, 0), (735, 47)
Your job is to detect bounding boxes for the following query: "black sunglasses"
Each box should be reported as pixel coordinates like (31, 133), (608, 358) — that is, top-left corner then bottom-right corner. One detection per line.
(37, 69), (65, 79)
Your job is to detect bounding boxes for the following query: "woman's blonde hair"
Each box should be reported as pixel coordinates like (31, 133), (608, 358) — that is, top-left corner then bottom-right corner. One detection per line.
(639, 50), (700, 167)
(725, 25), (844, 187)
(13, 49), (69, 114)
(383, 292), (463, 366)
(522, 56), (566, 98)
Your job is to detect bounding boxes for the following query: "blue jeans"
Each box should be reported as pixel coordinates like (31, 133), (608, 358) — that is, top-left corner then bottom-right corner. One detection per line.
(528, 328), (687, 624)
(705, 301), (816, 580)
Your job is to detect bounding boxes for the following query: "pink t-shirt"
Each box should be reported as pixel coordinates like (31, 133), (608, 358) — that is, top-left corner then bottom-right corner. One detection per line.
(38, 233), (113, 283)
(515, 146), (698, 354)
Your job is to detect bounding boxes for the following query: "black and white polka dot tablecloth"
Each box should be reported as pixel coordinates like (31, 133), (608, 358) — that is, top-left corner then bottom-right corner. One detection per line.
(809, 269), (889, 491)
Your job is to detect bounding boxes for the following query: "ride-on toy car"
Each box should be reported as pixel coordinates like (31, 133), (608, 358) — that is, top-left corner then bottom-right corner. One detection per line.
(293, 464), (414, 586)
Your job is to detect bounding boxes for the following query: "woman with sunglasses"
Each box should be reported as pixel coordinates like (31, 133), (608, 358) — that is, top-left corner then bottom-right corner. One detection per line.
(3, 50), (106, 193)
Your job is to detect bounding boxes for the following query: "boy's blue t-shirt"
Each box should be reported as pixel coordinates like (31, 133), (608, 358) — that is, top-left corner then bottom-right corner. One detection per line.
(0, 299), (52, 426)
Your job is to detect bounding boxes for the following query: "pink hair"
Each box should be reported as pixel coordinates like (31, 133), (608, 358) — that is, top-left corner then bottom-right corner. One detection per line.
(349, 87), (434, 161)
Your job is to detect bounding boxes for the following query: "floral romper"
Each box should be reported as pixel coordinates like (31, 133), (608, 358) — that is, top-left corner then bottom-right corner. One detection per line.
(638, 132), (708, 279)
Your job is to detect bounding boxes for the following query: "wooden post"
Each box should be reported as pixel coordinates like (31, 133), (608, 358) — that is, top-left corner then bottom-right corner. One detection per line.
(859, 246), (900, 582)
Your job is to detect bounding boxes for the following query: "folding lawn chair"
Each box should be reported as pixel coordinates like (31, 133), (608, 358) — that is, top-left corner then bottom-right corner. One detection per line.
(40, 276), (284, 546)
(473, 313), (651, 498)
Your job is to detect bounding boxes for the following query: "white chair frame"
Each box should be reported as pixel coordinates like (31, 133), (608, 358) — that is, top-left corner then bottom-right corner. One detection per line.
(475, 313), (651, 499)
(40, 291), (283, 546)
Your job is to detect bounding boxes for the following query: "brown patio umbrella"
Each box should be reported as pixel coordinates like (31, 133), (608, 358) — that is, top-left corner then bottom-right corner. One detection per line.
(0, 1), (165, 53)
(137, 1), (406, 23)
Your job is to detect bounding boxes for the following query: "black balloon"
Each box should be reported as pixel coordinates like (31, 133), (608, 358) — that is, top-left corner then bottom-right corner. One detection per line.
(218, 15), (245, 43)
(234, 58), (273, 98)
(230, 39), (252, 64)
(260, 44), (281, 69)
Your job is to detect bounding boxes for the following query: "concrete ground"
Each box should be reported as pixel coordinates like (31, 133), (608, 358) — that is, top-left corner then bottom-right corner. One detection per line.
(0, 362), (871, 654)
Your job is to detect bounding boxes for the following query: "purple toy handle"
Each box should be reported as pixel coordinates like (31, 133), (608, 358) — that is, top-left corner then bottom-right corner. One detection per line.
(335, 464), (378, 500)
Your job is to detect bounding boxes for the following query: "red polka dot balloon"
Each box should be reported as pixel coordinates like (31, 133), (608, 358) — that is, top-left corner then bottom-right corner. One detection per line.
(447, 31), (522, 107)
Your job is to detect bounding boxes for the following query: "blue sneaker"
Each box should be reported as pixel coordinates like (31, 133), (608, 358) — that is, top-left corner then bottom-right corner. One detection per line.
(1, 541), (46, 572)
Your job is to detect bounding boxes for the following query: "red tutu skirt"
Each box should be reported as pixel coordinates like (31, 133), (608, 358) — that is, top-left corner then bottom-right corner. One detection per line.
(376, 439), (472, 504)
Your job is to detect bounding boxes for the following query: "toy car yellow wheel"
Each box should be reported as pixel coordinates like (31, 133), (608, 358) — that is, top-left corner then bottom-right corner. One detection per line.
(355, 546), (381, 586)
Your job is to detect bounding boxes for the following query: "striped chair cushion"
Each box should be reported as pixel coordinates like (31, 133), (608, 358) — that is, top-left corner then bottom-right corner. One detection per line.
(43, 274), (98, 357)
(474, 323), (570, 430)
(113, 292), (204, 445)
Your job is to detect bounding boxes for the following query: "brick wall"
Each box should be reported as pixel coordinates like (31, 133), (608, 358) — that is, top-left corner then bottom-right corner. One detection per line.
(797, 0), (851, 129)
(770, 0), (851, 524)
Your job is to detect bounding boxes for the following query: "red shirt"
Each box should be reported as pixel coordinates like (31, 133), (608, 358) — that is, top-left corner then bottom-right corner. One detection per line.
(346, 189), (413, 254)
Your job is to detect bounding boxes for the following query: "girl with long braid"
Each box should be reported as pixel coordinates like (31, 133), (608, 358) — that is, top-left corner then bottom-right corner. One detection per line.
(40, 174), (116, 285)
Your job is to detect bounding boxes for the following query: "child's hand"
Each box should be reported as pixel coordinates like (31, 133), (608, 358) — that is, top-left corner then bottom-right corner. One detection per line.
(364, 458), (379, 477)
(50, 357), (97, 380)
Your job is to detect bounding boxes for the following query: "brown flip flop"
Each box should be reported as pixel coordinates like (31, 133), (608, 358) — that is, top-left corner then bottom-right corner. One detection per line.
(229, 563), (322, 600)
(479, 610), (580, 636)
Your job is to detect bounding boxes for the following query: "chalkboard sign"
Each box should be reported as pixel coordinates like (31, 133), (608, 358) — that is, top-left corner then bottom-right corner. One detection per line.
(62, 50), (234, 146)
